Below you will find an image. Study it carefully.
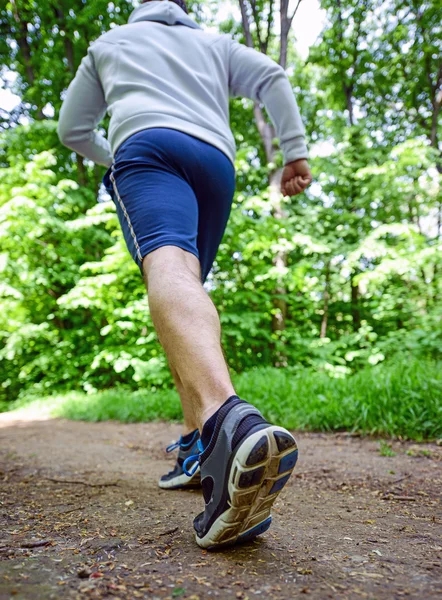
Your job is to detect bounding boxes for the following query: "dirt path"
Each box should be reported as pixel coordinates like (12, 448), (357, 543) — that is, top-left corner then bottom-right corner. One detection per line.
(0, 412), (441, 600)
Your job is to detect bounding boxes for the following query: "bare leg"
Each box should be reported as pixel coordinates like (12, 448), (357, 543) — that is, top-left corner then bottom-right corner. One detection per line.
(143, 245), (236, 432)
(168, 362), (198, 435)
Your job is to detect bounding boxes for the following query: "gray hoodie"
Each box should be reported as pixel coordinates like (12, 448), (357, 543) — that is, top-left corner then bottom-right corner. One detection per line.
(58, 0), (308, 168)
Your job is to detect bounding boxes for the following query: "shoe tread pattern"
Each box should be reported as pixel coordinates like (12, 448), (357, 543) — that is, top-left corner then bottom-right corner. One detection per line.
(196, 426), (298, 549)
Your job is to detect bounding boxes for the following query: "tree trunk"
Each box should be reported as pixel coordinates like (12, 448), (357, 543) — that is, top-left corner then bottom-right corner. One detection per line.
(279, 0), (302, 69)
(430, 92), (441, 149)
(53, 7), (76, 74)
(438, 199), (442, 240)
(351, 276), (361, 331)
(10, 0), (45, 119)
(320, 261), (331, 338)
(94, 164), (102, 193)
(237, 0), (302, 364)
(76, 154), (87, 186)
(345, 85), (355, 126)
(10, 0), (35, 85)
(269, 168), (288, 354)
(433, 199), (442, 302)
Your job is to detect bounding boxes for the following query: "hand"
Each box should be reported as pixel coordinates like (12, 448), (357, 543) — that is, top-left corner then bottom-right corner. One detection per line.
(281, 159), (312, 197)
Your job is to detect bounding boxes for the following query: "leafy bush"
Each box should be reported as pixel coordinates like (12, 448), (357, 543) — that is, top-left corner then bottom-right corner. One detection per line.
(6, 357), (440, 441)
(1, 132), (441, 403)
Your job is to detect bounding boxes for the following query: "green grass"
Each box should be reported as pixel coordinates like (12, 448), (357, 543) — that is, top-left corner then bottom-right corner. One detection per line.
(3, 357), (441, 441)
(233, 357), (441, 441)
(378, 440), (396, 457)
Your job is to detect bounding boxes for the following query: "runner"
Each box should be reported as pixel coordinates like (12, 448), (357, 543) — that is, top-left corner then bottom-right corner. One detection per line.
(58, 0), (312, 549)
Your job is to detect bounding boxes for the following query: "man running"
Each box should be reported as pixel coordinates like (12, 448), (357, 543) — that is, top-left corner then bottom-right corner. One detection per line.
(58, 0), (312, 549)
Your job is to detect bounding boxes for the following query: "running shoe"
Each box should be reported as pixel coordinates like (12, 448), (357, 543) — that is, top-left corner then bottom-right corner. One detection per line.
(158, 429), (202, 490)
(183, 396), (298, 549)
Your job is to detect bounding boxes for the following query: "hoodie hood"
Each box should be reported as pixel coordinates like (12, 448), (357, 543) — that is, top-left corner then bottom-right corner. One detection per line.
(128, 1), (202, 30)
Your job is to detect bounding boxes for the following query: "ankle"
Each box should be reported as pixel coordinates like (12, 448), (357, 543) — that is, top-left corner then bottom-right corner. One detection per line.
(198, 387), (237, 428)
(182, 424), (198, 437)
(184, 383), (236, 431)
(199, 402), (224, 431)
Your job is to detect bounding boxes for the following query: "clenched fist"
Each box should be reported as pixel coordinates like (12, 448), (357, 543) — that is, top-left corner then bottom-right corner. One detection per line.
(281, 159), (312, 197)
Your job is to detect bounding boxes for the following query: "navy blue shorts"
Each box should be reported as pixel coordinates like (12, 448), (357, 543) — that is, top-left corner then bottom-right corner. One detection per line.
(103, 127), (236, 283)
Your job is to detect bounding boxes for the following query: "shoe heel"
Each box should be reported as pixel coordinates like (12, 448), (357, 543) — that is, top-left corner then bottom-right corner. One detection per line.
(265, 429), (298, 495)
(237, 516), (272, 543)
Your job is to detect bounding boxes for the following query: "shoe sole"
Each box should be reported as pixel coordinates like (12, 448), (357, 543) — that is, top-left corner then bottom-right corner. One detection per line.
(158, 468), (201, 490)
(195, 426), (298, 549)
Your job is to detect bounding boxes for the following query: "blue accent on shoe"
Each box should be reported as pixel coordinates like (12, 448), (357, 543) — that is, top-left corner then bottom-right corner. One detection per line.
(166, 430), (200, 453)
(166, 440), (181, 453)
(180, 429), (200, 450)
(182, 439), (204, 477)
(269, 474), (291, 495)
(237, 516), (272, 543)
(278, 449), (298, 474)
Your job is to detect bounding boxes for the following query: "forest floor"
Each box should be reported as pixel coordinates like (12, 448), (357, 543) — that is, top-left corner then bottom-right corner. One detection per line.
(0, 411), (441, 600)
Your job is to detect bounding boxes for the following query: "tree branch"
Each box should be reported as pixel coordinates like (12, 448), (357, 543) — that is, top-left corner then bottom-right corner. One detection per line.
(250, 0), (264, 52)
(289, 0), (303, 28)
(263, 0), (274, 54)
(238, 0), (254, 47)
(10, 0), (35, 85)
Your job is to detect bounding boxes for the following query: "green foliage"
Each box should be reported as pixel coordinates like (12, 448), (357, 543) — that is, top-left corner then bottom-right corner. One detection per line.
(234, 357), (442, 441)
(0, 0), (134, 119)
(378, 441), (396, 457)
(0, 149), (172, 400)
(0, 0), (441, 438)
(6, 357), (441, 441)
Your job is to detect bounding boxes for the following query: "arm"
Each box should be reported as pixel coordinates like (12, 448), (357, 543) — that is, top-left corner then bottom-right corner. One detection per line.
(57, 46), (113, 167)
(228, 38), (308, 165)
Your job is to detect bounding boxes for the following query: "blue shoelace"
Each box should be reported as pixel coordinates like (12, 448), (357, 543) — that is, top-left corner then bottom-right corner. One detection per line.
(165, 430), (199, 454)
(182, 439), (204, 477)
(166, 440), (181, 453)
